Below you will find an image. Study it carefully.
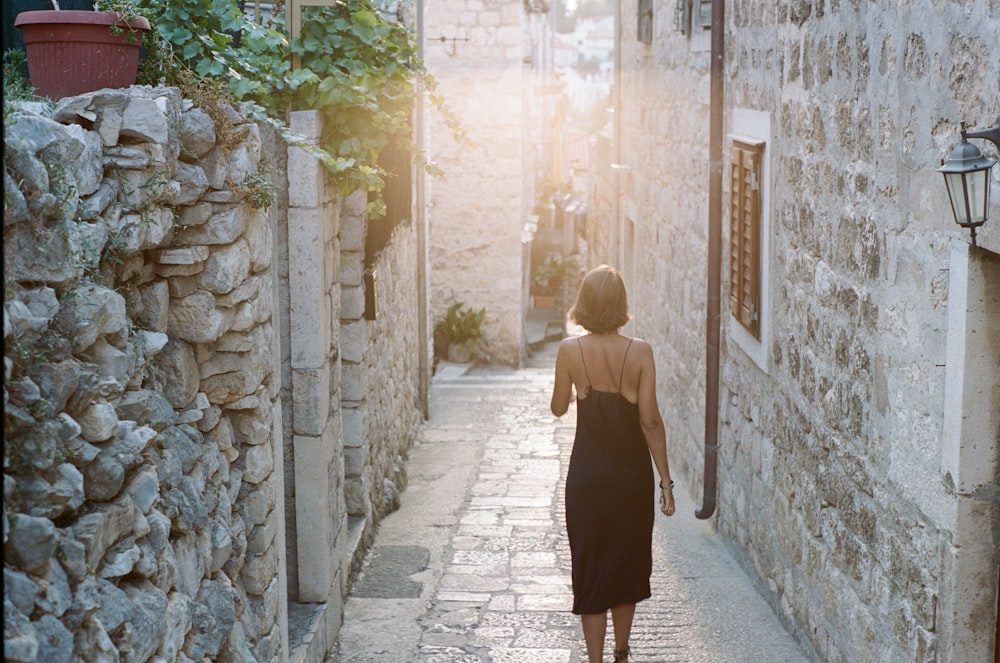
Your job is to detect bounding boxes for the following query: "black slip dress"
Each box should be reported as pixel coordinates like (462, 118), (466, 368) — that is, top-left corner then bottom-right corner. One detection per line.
(565, 337), (654, 615)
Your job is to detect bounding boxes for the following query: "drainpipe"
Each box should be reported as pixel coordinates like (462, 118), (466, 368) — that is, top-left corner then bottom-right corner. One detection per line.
(696, 0), (724, 520)
(415, 0), (430, 418)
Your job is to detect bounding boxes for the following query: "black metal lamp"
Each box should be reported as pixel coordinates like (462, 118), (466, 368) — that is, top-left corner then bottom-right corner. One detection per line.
(938, 115), (1000, 247)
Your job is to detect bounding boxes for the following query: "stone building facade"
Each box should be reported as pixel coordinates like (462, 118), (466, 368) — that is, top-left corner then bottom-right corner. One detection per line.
(424, 0), (553, 366)
(4, 91), (421, 662)
(585, 2), (1000, 662)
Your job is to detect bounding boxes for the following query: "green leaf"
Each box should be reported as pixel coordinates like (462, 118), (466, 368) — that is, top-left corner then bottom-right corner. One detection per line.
(133, 0), (465, 199)
(352, 9), (378, 27)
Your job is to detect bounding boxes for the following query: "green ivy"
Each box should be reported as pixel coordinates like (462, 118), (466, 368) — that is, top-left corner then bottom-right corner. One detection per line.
(133, 0), (467, 213)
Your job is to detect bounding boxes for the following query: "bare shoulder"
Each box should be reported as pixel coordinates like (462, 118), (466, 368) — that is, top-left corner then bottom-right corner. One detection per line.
(627, 338), (656, 367)
(555, 337), (581, 363)
(557, 336), (580, 355)
(559, 336), (580, 349)
(628, 337), (654, 357)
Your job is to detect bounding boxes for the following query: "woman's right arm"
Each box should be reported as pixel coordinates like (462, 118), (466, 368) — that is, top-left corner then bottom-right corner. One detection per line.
(550, 340), (573, 417)
(636, 342), (675, 515)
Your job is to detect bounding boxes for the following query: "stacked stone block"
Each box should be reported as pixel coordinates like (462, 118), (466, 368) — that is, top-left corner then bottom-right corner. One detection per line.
(339, 192), (370, 520)
(4, 87), (287, 662)
(5, 84), (427, 663)
(719, 4), (998, 662)
(339, 197), (422, 531)
(359, 223), (421, 520)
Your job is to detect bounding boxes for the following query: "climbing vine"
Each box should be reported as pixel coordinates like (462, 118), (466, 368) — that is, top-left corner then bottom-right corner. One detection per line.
(132, 0), (467, 214)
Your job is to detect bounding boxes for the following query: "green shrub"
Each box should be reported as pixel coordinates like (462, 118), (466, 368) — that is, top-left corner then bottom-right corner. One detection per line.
(2, 49), (36, 107)
(434, 302), (486, 359)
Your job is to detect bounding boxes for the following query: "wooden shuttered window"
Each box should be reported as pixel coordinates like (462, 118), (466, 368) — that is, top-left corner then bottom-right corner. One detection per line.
(729, 138), (764, 339)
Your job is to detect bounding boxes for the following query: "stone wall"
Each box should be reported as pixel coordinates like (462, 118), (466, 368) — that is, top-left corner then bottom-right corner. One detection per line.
(615, 0), (715, 493)
(4, 95), (424, 663)
(583, 126), (614, 268)
(281, 110), (425, 661)
(597, 2), (1000, 662)
(718, 4), (999, 661)
(424, 0), (529, 366)
(341, 217), (421, 525)
(4, 87), (288, 661)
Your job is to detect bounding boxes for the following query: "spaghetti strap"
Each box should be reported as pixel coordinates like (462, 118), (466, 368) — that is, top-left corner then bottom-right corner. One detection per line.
(618, 338), (634, 391)
(577, 338), (593, 396)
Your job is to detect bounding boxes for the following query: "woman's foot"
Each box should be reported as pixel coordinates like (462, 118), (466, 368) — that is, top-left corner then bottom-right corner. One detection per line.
(613, 645), (630, 662)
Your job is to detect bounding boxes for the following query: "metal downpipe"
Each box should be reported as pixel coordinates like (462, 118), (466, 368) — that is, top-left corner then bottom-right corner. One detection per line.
(696, 0), (725, 520)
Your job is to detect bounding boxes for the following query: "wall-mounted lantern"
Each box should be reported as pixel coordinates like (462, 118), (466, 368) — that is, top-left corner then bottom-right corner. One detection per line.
(938, 115), (1000, 247)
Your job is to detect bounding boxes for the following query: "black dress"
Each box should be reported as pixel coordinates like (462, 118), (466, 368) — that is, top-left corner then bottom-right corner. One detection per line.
(565, 337), (654, 615)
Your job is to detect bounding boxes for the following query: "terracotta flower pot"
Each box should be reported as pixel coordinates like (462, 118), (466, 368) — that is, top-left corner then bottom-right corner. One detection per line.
(532, 295), (558, 310)
(14, 10), (150, 99)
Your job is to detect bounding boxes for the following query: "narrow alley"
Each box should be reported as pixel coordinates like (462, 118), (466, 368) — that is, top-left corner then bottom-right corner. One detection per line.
(329, 341), (814, 662)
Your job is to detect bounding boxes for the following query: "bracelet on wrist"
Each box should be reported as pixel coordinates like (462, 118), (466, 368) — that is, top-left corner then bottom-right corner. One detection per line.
(660, 480), (674, 491)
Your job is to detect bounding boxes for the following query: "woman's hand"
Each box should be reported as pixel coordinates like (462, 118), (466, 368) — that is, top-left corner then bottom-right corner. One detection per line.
(659, 481), (675, 516)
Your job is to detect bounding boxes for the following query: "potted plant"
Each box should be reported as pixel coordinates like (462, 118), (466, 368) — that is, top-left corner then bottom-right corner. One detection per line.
(14, 0), (150, 99)
(530, 254), (575, 309)
(433, 302), (486, 364)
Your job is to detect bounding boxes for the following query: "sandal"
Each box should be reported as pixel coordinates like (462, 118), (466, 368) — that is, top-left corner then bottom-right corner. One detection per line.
(613, 645), (630, 662)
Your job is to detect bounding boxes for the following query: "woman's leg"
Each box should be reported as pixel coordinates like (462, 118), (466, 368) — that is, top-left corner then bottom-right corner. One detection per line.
(610, 603), (636, 660)
(580, 612), (607, 663)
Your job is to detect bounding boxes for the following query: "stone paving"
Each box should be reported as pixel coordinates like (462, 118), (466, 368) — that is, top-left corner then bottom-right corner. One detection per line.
(329, 342), (816, 662)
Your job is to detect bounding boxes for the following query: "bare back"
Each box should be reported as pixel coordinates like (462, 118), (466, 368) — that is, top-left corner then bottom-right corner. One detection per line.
(553, 332), (650, 402)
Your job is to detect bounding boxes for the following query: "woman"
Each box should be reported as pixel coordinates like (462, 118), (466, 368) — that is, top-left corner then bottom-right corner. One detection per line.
(550, 265), (674, 663)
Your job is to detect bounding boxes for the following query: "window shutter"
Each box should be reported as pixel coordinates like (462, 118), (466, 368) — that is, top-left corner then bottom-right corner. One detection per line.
(729, 139), (764, 338)
(638, 0), (653, 43)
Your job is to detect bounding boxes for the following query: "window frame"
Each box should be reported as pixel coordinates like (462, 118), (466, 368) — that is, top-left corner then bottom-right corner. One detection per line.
(727, 109), (772, 373)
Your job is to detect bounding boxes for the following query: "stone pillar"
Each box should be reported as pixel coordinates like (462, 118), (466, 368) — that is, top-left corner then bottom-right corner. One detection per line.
(939, 246), (1000, 663)
(287, 110), (346, 604)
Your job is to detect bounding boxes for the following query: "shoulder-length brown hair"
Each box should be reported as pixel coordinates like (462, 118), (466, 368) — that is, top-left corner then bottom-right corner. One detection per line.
(569, 265), (631, 333)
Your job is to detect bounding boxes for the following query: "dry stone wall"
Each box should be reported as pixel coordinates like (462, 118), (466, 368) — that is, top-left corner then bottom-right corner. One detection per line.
(4, 91), (426, 663)
(3, 87), (287, 662)
(339, 191), (422, 526)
